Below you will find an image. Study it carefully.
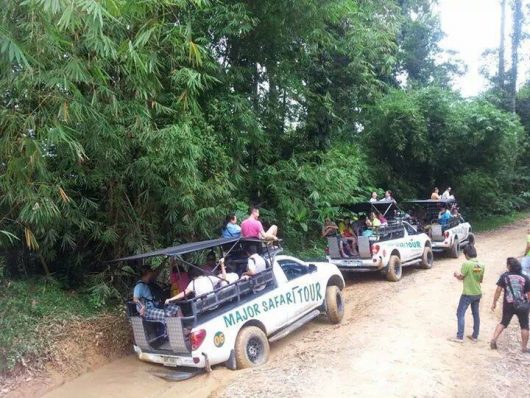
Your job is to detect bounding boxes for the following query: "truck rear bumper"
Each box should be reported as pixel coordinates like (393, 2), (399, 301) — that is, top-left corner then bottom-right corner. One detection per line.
(328, 256), (384, 272)
(134, 345), (204, 368)
(432, 241), (450, 251)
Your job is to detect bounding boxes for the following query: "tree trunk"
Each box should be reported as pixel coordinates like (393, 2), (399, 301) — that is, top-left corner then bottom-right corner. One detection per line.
(509, 0), (523, 113)
(498, 0), (506, 90)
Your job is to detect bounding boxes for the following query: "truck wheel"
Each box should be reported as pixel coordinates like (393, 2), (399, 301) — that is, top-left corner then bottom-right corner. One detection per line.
(450, 239), (460, 258)
(467, 233), (475, 246)
(234, 326), (270, 369)
(386, 255), (402, 282)
(419, 246), (433, 269)
(325, 285), (344, 324)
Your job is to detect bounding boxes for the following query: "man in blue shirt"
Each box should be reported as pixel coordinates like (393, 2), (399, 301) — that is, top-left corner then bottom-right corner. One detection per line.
(438, 205), (452, 227)
(133, 266), (180, 321)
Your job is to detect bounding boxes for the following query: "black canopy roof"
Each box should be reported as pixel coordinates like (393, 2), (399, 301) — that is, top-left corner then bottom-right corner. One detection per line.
(111, 237), (241, 263)
(341, 201), (399, 216)
(405, 199), (456, 205)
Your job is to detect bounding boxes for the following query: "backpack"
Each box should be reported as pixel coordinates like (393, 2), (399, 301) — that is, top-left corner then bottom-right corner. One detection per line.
(505, 276), (530, 314)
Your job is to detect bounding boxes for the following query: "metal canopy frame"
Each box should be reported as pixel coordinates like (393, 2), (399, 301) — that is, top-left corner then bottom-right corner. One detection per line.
(341, 201), (400, 217)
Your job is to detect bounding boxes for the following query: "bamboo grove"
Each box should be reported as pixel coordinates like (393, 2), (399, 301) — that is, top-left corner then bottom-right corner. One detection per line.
(1, 0), (529, 287)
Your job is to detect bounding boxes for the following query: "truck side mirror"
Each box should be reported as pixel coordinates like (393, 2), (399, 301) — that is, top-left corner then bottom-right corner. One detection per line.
(308, 264), (317, 273)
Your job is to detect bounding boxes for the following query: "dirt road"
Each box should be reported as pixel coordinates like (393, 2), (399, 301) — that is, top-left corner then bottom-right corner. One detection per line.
(27, 219), (530, 398)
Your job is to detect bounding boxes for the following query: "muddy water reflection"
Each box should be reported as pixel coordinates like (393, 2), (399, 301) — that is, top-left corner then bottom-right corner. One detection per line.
(43, 355), (234, 398)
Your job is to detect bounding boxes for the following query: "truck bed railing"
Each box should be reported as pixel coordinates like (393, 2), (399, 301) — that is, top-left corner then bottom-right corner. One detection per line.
(179, 268), (276, 322)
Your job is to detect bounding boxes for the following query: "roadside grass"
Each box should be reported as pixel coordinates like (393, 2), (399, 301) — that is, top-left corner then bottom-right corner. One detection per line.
(0, 277), (101, 373)
(471, 210), (530, 233)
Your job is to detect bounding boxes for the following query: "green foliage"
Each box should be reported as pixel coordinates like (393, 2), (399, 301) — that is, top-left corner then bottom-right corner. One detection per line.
(0, 278), (100, 372)
(471, 210), (530, 233)
(0, 0), (527, 311)
(260, 145), (370, 250)
(363, 86), (527, 215)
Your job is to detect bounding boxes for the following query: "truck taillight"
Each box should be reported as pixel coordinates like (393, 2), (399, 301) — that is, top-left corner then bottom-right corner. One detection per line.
(372, 244), (380, 255)
(190, 329), (206, 350)
(444, 231), (449, 238)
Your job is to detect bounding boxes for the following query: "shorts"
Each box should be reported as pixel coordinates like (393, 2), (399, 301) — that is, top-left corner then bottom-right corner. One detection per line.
(500, 303), (529, 330)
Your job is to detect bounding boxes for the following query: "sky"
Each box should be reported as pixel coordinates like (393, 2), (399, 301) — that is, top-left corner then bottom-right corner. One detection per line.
(437, 0), (529, 97)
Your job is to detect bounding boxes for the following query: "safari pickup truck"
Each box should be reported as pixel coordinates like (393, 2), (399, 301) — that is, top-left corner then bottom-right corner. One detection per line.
(115, 238), (345, 372)
(327, 220), (433, 281)
(326, 202), (433, 282)
(405, 199), (474, 258)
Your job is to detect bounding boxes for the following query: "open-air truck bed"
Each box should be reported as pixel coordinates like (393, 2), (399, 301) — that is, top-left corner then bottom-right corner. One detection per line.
(327, 201), (404, 264)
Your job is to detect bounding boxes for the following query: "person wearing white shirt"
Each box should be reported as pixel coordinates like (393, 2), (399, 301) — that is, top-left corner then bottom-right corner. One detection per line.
(243, 245), (267, 276)
(442, 187), (454, 200)
(165, 258), (238, 303)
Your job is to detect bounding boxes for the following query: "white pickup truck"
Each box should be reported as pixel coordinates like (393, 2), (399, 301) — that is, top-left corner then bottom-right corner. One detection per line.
(119, 238), (345, 371)
(327, 220), (433, 281)
(405, 199), (475, 258)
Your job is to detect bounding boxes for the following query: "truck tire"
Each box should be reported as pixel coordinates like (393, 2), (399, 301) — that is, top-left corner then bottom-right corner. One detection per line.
(234, 326), (270, 369)
(325, 285), (344, 324)
(467, 233), (475, 246)
(419, 246), (434, 269)
(386, 255), (402, 282)
(450, 238), (460, 258)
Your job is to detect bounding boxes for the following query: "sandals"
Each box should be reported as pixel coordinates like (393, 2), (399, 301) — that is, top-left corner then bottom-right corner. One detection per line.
(490, 341), (498, 350)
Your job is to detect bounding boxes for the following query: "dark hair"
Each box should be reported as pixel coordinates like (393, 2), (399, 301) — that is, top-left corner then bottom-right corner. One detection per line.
(206, 250), (216, 260)
(507, 257), (522, 273)
(249, 207), (259, 215)
(140, 266), (153, 277)
(463, 245), (477, 258)
(247, 244), (258, 255)
(223, 213), (236, 229)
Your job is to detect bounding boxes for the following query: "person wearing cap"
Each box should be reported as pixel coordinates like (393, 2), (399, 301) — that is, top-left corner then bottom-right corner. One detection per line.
(133, 266), (181, 321)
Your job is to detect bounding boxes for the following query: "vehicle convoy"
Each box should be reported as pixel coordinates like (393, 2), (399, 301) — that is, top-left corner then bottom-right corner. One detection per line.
(114, 238), (345, 372)
(404, 199), (474, 258)
(326, 202), (433, 282)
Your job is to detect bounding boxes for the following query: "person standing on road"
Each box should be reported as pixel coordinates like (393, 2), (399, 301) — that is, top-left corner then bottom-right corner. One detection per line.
(450, 245), (485, 343)
(489, 257), (530, 353)
(522, 226), (530, 278)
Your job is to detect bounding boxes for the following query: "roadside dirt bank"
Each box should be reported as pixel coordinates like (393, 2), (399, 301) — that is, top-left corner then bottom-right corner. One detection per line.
(1, 312), (131, 398)
(5, 218), (530, 398)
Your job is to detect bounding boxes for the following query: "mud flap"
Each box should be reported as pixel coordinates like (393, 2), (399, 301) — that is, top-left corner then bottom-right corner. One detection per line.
(225, 349), (237, 370)
(150, 367), (204, 382)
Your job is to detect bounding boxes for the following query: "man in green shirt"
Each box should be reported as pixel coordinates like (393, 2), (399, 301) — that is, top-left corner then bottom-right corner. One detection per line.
(449, 245), (485, 343)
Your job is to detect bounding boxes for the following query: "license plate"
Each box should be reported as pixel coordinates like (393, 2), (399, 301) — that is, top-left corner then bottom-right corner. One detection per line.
(342, 260), (362, 267)
(162, 356), (180, 367)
